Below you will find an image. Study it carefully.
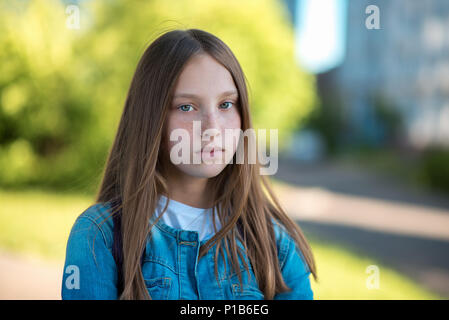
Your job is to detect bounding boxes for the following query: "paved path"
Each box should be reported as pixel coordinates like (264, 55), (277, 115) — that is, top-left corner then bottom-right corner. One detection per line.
(0, 249), (62, 299)
(273, 157), (449, 298)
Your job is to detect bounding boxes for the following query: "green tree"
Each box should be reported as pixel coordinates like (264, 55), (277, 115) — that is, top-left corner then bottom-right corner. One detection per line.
(0, 0), (316, 192)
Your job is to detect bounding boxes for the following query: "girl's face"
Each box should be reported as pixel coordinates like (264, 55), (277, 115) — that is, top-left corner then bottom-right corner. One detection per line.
(165, 53), (241, 179)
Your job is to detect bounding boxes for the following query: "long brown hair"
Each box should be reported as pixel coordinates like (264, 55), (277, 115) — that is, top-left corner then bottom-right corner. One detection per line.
(95, 28), (317, 300)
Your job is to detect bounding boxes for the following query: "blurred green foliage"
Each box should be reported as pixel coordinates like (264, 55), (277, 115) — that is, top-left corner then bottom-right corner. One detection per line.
(418, 147), (449, 194)
(0, 0), (316, 193)
(300, 88), (345, 155)
(371, 93), (403, 147)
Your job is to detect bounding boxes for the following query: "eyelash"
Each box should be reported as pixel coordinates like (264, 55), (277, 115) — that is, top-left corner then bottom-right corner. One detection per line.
(177, 101), (235, 112)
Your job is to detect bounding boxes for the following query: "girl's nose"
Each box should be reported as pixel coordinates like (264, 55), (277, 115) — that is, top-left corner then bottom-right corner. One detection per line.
(201, 112), (221, 137)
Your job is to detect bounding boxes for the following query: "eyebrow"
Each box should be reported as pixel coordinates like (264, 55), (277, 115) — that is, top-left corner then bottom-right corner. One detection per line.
(173, 90), (238, 99)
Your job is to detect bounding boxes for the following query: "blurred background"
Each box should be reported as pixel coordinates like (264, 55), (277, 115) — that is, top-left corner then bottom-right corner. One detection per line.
(0, 0), (448, 299)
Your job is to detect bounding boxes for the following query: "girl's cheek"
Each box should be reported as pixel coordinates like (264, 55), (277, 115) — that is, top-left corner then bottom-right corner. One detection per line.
(223, 109), (241, 129)
(165, 118), (194, 150)
(167, 111), (193, 131)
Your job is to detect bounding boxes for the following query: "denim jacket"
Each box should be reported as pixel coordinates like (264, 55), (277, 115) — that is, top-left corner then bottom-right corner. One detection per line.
(61, 202), (314, 300)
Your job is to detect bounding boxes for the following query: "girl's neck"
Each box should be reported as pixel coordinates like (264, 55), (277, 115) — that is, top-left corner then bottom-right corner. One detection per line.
(165, 168), (213, 209)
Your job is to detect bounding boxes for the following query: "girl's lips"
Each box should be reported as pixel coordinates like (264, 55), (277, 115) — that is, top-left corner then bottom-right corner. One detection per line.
(200, 149), (224, 159)
(196, 148), (225, 153)
(203, 149), (223, 154)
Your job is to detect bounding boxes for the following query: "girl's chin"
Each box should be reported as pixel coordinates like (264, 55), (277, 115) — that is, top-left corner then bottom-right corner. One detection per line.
(176, 163), (228, 179)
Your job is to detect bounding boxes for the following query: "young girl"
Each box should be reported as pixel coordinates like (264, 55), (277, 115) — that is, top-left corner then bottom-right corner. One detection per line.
(61, 28), (317, 300)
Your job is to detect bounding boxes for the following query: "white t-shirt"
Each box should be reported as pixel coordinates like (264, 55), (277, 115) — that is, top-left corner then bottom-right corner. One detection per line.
(155, 195), (222, 241)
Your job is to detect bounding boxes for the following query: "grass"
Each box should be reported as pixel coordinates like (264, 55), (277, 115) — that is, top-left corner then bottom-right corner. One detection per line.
(0, 188), (94, 260)
(308, 235), (441, 299)
(0, 188), (442, 299)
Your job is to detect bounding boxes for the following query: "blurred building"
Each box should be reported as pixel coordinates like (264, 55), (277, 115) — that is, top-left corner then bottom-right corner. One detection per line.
(284, 0), (449, 154)
(322, 0), (449, 150)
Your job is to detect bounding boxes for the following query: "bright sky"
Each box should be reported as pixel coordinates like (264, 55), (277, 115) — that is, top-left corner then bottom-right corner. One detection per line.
(295, 0), (347, 74)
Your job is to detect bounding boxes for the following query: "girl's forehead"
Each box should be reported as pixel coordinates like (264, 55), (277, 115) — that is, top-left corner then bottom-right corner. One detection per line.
(173, 55), (237, 98)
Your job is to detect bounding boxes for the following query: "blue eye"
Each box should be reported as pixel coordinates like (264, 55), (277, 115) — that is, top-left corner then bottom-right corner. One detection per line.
(178, 105), (193, 112)
(220, 101), (234, 109)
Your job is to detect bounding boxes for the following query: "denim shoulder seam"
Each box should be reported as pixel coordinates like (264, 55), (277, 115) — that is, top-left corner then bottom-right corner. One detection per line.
(76, 215), (109, 249)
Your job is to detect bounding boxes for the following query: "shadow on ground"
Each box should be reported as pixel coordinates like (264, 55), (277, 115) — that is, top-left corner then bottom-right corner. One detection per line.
(298, 220), (449, 298)
(276, 157), (449, 212)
